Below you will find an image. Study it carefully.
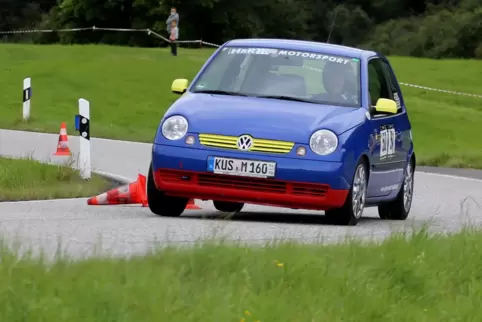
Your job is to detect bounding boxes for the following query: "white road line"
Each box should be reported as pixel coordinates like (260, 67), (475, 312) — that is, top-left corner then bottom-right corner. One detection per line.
(0, 198), (87, 205)
(417, 171), (482, 183)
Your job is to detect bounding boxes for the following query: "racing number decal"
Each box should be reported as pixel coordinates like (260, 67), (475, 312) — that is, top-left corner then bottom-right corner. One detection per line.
(380, 130), (387, 157)
(387, 128), (395, 156)
(379, 125), (396, 159)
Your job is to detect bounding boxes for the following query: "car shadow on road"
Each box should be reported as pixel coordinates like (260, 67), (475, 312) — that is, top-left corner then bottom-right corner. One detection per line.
(181, 211), (381, 226)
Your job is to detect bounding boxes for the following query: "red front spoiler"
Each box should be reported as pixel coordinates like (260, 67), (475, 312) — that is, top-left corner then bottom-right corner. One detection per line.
(154, 169), (349, 211)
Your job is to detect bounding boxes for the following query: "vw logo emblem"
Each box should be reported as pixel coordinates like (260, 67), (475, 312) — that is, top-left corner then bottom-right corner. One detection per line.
(237, 135), (253, 151)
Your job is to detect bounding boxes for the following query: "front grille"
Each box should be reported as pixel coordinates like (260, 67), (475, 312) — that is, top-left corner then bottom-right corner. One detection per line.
(198, 133), (294, 154)
(157, 169), (329, 197)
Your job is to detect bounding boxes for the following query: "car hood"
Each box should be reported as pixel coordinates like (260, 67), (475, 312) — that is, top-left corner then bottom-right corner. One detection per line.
(162, 93), (367, 142)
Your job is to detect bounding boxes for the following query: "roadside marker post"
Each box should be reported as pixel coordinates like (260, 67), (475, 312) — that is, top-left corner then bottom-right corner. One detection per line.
(22, 77), (31, 121)
(75, 98), (91, 180)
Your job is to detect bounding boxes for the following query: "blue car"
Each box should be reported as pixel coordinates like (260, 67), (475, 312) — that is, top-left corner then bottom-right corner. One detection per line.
(148, 38), (416, 226)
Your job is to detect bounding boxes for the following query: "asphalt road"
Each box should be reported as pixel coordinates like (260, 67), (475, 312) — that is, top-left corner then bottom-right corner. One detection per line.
(1, 129), (482, 259)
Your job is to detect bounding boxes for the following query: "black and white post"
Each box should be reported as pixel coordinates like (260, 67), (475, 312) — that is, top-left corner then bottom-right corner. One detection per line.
(77, 98), (91, 180)
(22, 77), (31, 121)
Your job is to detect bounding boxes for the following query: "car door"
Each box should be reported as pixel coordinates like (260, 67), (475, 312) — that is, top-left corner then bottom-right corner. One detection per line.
(379, 57), (412, 167)
(366, 57), (405, 198)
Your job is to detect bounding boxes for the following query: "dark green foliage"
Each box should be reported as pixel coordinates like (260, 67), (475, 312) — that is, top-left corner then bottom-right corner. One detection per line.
(1, 0), (480, 58)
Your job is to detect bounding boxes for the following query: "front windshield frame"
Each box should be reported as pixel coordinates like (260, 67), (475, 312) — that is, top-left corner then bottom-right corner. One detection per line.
(190, 46), (362, 108)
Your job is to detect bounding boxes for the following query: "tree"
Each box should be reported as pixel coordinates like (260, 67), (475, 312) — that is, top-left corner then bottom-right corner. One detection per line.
(2, 0), (480, 58)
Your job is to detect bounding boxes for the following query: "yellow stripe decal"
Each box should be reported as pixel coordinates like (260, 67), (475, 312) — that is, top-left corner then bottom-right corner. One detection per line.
(199, 133), (294, 154)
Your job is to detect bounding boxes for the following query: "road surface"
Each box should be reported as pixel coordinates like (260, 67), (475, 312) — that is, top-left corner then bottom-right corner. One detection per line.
(1, 129), (482, 259)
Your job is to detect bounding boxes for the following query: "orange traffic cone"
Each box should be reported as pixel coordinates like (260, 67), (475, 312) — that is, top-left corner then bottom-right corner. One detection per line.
(186, 199), (201, 209)
(87, 174), (148, 206)
(53, 122), (72, 156)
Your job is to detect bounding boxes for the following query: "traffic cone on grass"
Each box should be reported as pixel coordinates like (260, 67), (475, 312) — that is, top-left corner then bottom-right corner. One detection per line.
(87, 174), (148, 206)
(53, 122), (72, 156)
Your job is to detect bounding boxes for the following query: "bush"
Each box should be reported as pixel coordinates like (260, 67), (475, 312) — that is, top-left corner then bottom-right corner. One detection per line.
(363, 7), (482, 58)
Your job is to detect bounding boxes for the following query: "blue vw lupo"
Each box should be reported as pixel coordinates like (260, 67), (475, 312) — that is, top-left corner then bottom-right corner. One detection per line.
(148, 38), (416, 226)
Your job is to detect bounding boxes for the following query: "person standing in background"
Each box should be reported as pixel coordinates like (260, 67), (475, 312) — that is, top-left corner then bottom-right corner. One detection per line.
(166, 7), (179, 38)
(169, 20), (179, 56)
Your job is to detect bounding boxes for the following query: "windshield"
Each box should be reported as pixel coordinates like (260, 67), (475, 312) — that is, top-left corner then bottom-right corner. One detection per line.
(191, 46), (361, 107)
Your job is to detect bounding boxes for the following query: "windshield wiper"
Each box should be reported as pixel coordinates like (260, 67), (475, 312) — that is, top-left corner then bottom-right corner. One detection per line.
(255, 95), (314, 103)
(192, 90), (248, 96)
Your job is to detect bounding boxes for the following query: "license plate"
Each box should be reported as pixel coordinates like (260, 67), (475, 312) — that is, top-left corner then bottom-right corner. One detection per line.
(207, 156), (276, 178)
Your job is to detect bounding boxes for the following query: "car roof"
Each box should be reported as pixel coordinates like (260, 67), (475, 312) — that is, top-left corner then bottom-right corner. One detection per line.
(224, 38), (377, 59)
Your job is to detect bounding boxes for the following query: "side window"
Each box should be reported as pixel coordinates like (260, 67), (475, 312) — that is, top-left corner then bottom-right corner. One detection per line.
(367, 58), (391, 106)
(380, 60), (403, 111)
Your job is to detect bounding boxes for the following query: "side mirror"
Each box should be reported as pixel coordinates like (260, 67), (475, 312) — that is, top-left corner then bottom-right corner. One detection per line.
(373, 98), (397, 115)
(171, 79), (188, 94)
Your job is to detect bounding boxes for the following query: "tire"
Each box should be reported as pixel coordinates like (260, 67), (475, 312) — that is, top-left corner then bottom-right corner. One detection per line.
(213, 201), (244, 213)
(147, 162), (188, 217)
(325, 158), (368, 226)
(378, 157), (415, 220)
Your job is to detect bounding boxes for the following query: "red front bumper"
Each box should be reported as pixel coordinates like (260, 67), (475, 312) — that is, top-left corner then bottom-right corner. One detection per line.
(154, 169), (349, 211)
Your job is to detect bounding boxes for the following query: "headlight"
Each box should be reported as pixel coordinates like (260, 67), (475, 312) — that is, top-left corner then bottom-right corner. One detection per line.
(162, 115), (188, 140)
(309, 129), (338, 155)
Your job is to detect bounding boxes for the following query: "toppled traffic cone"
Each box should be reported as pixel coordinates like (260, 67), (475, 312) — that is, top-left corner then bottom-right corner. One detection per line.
(53, 122), (72, 156)
(87, 174), (148, 206)
(186, 198), (201, 209)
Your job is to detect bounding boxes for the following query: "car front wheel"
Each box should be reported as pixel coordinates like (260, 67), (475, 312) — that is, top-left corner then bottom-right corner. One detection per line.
(325, 158), (368, 226)
(147, 162), (188, 217)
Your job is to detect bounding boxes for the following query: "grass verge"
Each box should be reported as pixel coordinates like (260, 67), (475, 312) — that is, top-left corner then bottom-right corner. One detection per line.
(1, 44), (481, 168)
(1, 227), (482, 321)
(0, 156), (114, 201)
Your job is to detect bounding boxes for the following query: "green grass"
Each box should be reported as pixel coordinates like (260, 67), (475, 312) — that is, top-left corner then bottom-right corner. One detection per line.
(1, 43), (481, 168)
(389, 56), (482, 168)
(0, 156), (113, 201)
(2, 228), (482, 321)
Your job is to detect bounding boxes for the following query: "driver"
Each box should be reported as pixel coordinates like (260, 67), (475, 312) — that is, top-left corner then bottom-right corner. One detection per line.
(312, 61), (358, 105)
